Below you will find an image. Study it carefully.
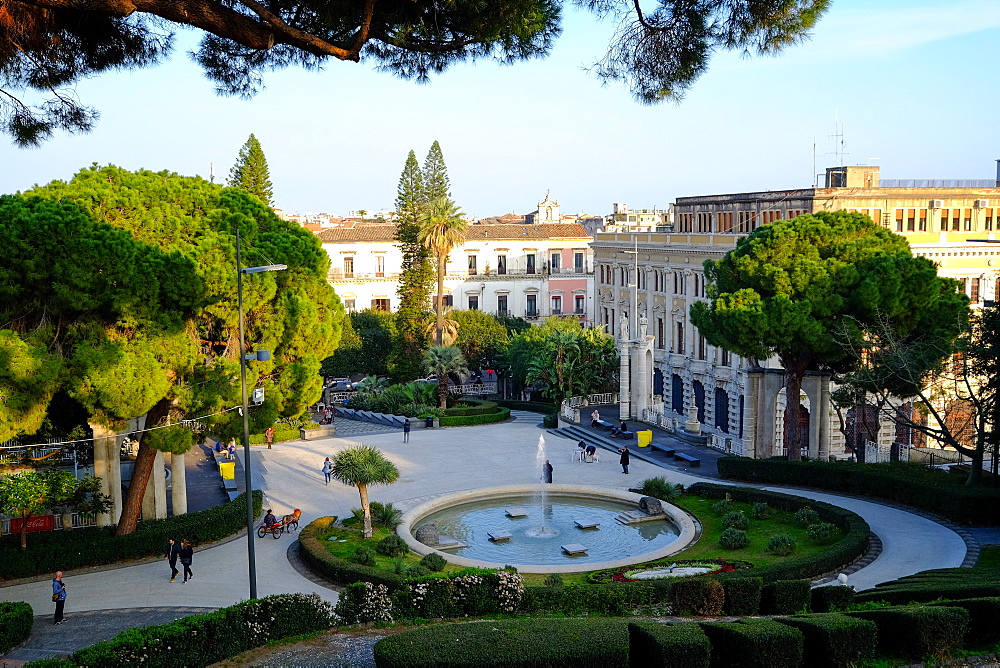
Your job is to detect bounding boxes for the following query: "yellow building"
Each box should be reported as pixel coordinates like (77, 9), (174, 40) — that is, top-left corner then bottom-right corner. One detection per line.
(592, 166), (1000, 459)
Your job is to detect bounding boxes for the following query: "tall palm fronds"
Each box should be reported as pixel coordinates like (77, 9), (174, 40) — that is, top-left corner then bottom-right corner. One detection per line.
(418, 197), (468, 346)
(423, 345), (469, 409)
(330, 444), (400, 539)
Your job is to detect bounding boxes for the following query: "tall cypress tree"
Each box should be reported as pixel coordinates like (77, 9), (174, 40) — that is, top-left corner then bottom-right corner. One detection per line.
(228, 133), (275, 207)
(423, 140), (451, 202)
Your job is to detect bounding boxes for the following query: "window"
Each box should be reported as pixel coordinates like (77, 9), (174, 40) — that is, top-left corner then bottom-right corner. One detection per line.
(526, 294), (537, 317)
(343, 256), (354, 278)
(574, 252), (584, 273)
(344, 299), (355, 312)
(721, 348), (730, 367)
(697, 333), (706, 360)
(526, 254), (536, 274)
(971, 278), (981, 303)
(675, 322), (685, 354)
(919, 208), (927, 231)
(435, 294), (453, 308)
(657, 318), (664, 349)
(550, 252), (560, 272)
(952, 210), (961, 231)
(574, 295), (585, 314)
(907, 209), (915, 232)
(497, 294), (508, 314)
(468, 295), (479, 310)
(497, 254), (507, 275)
(964, 208), (973, 231)
(986, 209), (994, 231)
(371, 298), (390, 311)
(468, 255), (477, 276)
(376, 255), (385, 277)
(940, 208), (949, 231)
(894, 209), (904, 232)
(551, 296), (562, 315)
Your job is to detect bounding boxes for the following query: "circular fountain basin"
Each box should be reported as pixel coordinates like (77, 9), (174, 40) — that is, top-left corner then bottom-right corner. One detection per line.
(398, 485), (699, 574)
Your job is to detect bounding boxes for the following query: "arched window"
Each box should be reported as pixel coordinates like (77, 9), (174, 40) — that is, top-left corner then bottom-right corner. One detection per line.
(714, 388), (729, 433)
(671, 374), (684, 413)
(693, 380), (705, 424)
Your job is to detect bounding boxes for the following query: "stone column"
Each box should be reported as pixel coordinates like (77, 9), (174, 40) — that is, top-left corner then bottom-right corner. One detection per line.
(170, 452), (188, 516)
(817, 375), (832, 461)
(635, 337), (654, 419)
(619, 341), (631, 420)
(141, 450), (168, 520)
(90, 423), (122, 526)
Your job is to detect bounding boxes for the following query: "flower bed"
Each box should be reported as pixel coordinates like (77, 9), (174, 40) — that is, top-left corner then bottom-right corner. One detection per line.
(588, 558), (751, 584)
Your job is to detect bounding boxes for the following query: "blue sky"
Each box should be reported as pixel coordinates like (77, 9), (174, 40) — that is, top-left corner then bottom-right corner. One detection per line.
(2, 0), (998, 219)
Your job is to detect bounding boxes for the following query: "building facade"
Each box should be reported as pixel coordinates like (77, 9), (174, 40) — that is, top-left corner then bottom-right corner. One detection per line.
(593, 166), (1000, 459)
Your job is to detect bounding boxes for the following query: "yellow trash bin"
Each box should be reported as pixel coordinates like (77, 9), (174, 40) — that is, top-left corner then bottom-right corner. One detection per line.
(219, 461), (236, 480)
(637, 430), (653, 448)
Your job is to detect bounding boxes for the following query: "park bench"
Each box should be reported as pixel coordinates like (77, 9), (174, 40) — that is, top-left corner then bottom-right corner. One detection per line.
(674, 452), (701, 467)
(595, 420), (614, 430)
(650, 443), (676, 457)
(618, 431), (634, 440)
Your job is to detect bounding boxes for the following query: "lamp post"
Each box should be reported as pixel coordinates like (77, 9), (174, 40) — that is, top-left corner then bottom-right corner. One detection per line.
(236, 229), (286, 600)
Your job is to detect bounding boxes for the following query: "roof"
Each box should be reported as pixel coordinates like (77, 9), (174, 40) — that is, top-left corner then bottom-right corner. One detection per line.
(316, 222), (591, 243)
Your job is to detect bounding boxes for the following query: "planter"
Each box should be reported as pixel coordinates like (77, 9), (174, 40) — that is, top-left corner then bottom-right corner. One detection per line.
(301, 426), (336, 440)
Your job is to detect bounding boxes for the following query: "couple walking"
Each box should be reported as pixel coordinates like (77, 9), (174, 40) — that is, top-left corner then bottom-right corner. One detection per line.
(163, 538), (195, 583)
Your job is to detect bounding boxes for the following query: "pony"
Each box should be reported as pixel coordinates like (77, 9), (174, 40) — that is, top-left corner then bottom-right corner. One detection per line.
(281, 508), (302, 531)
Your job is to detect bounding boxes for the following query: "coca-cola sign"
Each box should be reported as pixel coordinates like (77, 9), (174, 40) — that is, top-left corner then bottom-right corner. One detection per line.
(10, 515), (55, 533)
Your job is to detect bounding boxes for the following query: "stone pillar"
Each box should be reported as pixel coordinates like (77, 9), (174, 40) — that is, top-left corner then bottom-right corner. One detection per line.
(619, 341), (631, 420)
(817, 375), (832, 461)
(170, 452), (188, 516)
(141, 450), (168, 520)
(635, 338), (654, 419)
(90, 423), (122, 527)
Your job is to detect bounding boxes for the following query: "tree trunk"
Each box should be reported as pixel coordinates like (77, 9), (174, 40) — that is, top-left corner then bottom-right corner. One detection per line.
(115, 397), (172, 535)
(782, 358), (810, 462)
(19, 512), (29, 550)
(966, 449), (984, 487)
(438, 375), (448, 410)
(436, 255), (445, 346)
(358, 483), (372, 539)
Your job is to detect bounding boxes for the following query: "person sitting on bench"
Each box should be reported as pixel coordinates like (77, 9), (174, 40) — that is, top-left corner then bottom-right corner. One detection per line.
(610, 421), (628, 437)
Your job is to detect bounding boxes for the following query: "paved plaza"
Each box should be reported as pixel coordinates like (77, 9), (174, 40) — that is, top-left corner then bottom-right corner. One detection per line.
(0, 411), (972, 662)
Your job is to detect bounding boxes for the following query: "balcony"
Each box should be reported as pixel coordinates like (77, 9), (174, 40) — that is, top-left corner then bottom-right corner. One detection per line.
(551, 309), (562, 316)
(525, 310), (539, 319)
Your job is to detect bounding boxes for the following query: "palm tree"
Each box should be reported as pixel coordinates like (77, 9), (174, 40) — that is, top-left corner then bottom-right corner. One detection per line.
(424, 345), (469, 409)
(423, 307), (459, 346)
(418, 196), (468, 346)
(330, 445), (400, 539)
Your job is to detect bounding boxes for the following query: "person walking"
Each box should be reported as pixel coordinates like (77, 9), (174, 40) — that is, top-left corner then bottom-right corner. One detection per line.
(591, 409), (600, 428)
(264, 425), (275, 449)
(542, 460), (553, 484)
(403, 419), (411, 443)
(619, 446), (631, 474)
(163, 538), (181, 582)
(227, 438), (236, 460)
(179, 540), (194, 583)
(52, 571), (67, 625)
(321, 457), (334, 485)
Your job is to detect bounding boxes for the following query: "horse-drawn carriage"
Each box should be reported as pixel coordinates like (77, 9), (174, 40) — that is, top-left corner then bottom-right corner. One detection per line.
(256, 509), (302, 539)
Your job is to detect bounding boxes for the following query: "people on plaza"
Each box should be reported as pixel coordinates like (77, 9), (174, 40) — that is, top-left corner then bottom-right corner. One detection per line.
(619, 445), (631, 474)
(610, 421), (628, 437)
(227, 438), (236, 459)
(179, 540), (194, 583)
(585, 443), (597, 461)
(542, 460), (553, 484)
(591, 409), (600, 428)
(163, 538), (181, 582)
(403, 419), (411, 443)
(52, 571), (67, 625)
(264, 425), (275, 449)
(577, 438), (586, 452)
(263, 509), (278, 528)
(321, 457), (334, 484)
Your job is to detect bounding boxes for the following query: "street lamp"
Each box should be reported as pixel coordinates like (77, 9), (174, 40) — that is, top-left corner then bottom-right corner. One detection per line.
(236, 229), (287, 600)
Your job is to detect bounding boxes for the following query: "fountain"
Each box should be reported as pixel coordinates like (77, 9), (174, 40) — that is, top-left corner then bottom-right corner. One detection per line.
(526, 435), (559, 539)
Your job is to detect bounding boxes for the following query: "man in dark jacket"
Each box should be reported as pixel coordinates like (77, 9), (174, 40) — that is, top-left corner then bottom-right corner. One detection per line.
(619, 446), (630, 474)
(163, 539), (181, 582)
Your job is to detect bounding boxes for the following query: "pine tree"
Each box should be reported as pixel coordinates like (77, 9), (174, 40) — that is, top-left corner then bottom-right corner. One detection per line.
(228, 134), (275, 207)
(423, 141), (451, 202)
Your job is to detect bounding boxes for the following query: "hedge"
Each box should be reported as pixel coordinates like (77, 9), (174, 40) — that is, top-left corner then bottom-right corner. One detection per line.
(494, 400), (558, 414)
(298, 516), (406, 590)
(372, 618), (630, 668)
(686, 483), (870, 584)
(717, 456), (1000, 525)
(248, 428), (301, 445)
(628, 621), (710, 668)
(929, 597), (1000, 645)
(854, 567), (1000, 605)
(810, 585), (855, 613)
(0, 601), (32, 655)
(775, 613), (877, 668)
(846, 605), (969, 660)
(0, 491), (263, 580)
(438, 407), (510, 427)
(699, 618), (804, 668)
(760, 579), (812, 615)
(49, 593), (334, 667)
(443, 400), (499, 417)
(722, 577), (763, 616)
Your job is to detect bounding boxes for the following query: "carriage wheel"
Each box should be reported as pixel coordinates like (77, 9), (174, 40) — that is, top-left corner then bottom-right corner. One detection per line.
(257, 526), (266, 539)
(272, 525), (282, 539)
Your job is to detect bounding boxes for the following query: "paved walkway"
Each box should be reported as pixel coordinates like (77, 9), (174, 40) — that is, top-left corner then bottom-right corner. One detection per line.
(0, 413), (970, 662)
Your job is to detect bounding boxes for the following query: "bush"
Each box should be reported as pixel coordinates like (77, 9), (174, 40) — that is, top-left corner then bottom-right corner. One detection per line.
(751, 502), (772, 520)
(711, 499), (732, 515)
(0, 491), (263, 581)
(69, 593), (333, 666)
(775, 613), (877, 668)
(810, 586), (855, 613)
(723, 578), (763, 616)
(438, 407), (511, 427)
(373, 618), (630, 668)
(376, 534), (409, 557)
(0, 601), (32, 655)
(335, 581), (395, 625)
(719, 528), (749, 549)
(716, 456), (1000, 525)
(248, 428), (300, 445)
(544, 573), (564, 587)
(846, 605), (969, 660)
(767, 534), (797, 556)
(722, 511), (749, 530)
(542, 412), (558, 428)
(628, 621), (710, 668)
(389, 570), (526, 620)
(807, 523), (839, 545)
(672, 578), (725, 616)
(699, 618), (804, 668)
(420, 553), (447, 572)
(297, 516), (406, 590)
(929, 597), (1000, 644)
(370, 502), (403, 529)
(406, 565), (430, 578)
(761, 580), (811, 615)
(794, 507), (821, 527)
(352, 545), (377, 566)
(854, 567), (1000, 605)
(494, 400), (557, 414)
(442, 400), (499, 417)
(637, 477), (683, 501)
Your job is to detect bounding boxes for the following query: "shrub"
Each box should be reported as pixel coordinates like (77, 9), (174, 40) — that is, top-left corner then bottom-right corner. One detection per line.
(544, 573), (564, 587)
(854, 567), (1000, 604)
(297, 516), (406, 589)
(0, 491), (262, 581)
(673, 578), (725, 616)
(373, 618), (630, 668)
(542, 412), (558, 428)
(370, 502), (403, 529)
(767, 534), (797, 556)
(711, 499), (732, 515)
(335, 581), (394, 625)
(628, 621), (711, 668)
(929, 597), (1000, 644)
(406, 565), (430, 578)
(699, 618), (804, 668)
(722, 511), (749, 530)
(723, 578), (763, 616)
(442, 400), (499, 417)
(807, 523), (839, 545)
(847, 605), (969, 660)
(751, 502), (772, 519)
(794, 507), (821, 527)
(420, 553), (447, 572)
(761, 580), (811, 615)
(0, 601), (32, 655)
(438, 407), (511, 427)
(775, 613), (877, 668)
(637, 476), (683, 501)
(810, 586), (855, 613)
(71, 593), (333, 666)
(719, 528), (749, 550)
(352, 545), (377, 566)
(376, 534), (409, 557)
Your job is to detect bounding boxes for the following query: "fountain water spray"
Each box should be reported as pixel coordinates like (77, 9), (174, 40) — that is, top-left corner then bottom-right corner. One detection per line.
(528, 434), (559, 538)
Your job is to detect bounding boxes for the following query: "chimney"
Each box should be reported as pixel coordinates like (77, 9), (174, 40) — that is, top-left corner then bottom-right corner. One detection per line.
(995, 159), (1000, 187)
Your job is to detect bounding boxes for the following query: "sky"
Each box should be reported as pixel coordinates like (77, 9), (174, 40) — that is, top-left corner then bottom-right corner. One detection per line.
(2, 0), (999, 220)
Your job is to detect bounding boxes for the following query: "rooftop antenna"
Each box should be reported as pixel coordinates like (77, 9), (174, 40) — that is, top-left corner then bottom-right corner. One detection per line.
(829, 112), (847, 167)
(209, 162), (215, 184)
(812, 137), (817, 187)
